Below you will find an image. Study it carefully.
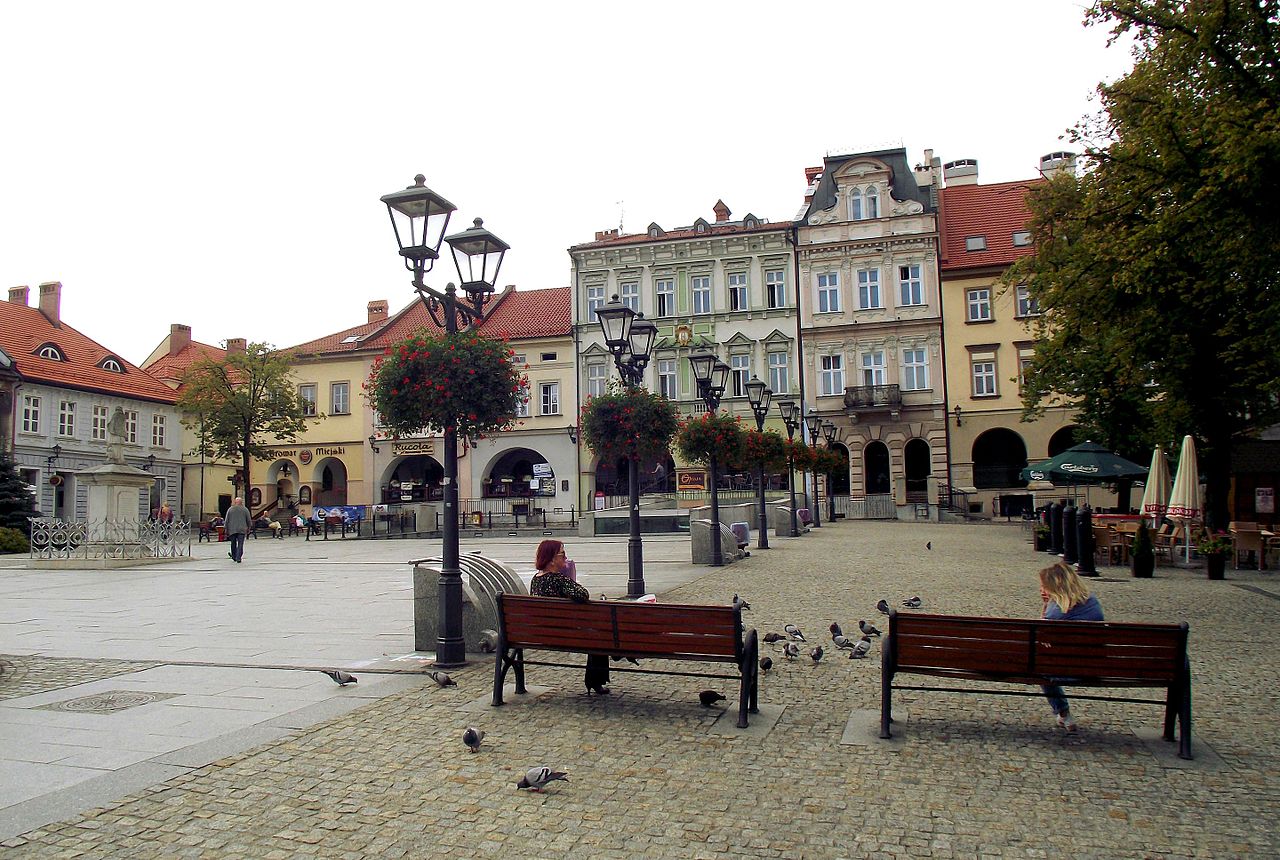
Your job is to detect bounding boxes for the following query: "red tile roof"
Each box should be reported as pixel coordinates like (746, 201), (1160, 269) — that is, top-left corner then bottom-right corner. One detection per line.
(143, 341), (228, 386)
(287, 318), (392, 357)
(939, 179), (1044, 273)
(0, 302), (177, 403)
(570, 218), (786, 251)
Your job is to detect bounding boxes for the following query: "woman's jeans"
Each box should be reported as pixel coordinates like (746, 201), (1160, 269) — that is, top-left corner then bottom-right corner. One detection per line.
(1042, 683), (1069, 715)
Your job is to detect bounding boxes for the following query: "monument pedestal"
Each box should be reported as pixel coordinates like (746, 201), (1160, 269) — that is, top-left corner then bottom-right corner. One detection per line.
(77, 463), (155, 557)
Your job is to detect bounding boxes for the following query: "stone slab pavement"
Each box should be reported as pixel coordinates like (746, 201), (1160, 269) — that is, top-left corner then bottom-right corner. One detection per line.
(0, 522), (1277, 856)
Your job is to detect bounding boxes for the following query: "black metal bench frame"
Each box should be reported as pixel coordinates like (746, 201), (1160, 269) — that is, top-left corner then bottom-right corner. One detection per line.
(880, 610), (1192, 759)
(492, 594), (760, 727)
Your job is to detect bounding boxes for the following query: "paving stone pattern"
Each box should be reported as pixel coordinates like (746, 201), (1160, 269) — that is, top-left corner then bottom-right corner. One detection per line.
(0, 656), (160, 702)
(2, 522), (1278, 857)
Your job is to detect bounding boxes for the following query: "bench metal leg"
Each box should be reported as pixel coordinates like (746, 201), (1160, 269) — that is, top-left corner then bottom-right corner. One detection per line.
(1177, 664), (1193, 760)
(513, 649), (527, 695)
(880, 644), (894, 739)
(492, 650), (507, 706)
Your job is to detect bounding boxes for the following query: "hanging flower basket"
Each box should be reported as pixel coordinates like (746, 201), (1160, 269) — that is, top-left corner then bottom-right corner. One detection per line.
(675, 412), (746, 467)
(731, 430), (789, 472)
(365, 330), (527, 439)
(580, 383), (680, 463)
(813, 447), (847, 478)
(784, 438), (816, 472)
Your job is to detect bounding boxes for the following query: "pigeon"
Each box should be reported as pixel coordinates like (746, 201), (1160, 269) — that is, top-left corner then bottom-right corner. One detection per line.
(462, 726), (485, 753)
(611, 656), (641, 665)
(699, 690), (727, 707)
(829, 622), (844, 639)
(732, 594), (752, 610)
(858, 620), (882, 637)
(926, 541), (932, 550)
(876, 599), (891, 616)
(783, 642), (800, 660)
(477, 629), (499, 653)
(763, 632), (786, 644)
(759, 656), (773, 673)
(902, 596), (923, 609)
(517, 766), (568, 792)
(849, 638), (872, 659)
(832, 634), (857, 650)
(784, 624), (806, 642)
(322, 669), (357, 686)
(809, 646), (824, 664)
(428, 670), (457, 688)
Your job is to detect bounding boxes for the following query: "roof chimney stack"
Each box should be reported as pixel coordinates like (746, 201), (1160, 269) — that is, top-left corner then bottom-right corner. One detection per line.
(943, 159), (979, 187)
(8, 286), (29, 306)
(38, 281), (62, 327)
(1039, 151), (1078, 179)
(712, 199), (731, 223)
(169, 324), (192, 357)
(367, 300), (389, 323)
(226, 337), (247, 355)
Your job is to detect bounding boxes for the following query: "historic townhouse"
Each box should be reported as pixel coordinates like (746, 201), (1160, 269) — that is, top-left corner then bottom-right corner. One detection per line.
(938, 154), (1078, 517)
(795, 148), (948, 518)
(569, 202), (798, 505)
(3, 282), (180, 520)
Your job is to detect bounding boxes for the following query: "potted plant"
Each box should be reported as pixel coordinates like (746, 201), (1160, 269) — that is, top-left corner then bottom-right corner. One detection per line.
(1034, 523), (1052, 552)
(1197, 530), (1232, 580)
(1131, 521), (1155, 578)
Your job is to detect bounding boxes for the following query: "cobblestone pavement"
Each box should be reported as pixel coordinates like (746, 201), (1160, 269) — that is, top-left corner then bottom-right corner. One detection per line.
(0, 656), (160, 701)
(2, 521), (1277, 858)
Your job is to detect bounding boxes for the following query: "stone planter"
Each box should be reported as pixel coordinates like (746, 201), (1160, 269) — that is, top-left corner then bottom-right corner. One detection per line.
(1205, 554), (1226, 580)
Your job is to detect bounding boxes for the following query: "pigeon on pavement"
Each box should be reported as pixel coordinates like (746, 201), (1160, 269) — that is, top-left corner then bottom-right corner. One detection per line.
(759, 656), (773, 672)
(699, 690), (727, 707)
(859, 620), (882, 637)
(784, 624), (806, 641)
(763, 632), (786, 644)
(611, 656), (641, 665)
(322, 670), (357, 686)
(832, 634), (857, 650)
(876, 599), (891, 616)
(733, 594), (752, 610)
(477, 630), (499, 653)
(463, 727), (485, 753)
(783, 642), (800, 660)
(926, 541), (932, 550)
(829, 622), (844, 639)
(428, 670), (457, 688)
(849, 638), (872, 659)
(517, 766), (568, 791)
(902, 597), (923, 609)
(809, 646), (824, 664)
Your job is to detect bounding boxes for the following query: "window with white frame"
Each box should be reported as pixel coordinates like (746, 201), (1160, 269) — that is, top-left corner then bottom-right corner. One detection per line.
(655, 278), (675, 317)
(861, 351), (886, 386)
(298, 384), (317, 416)
(817, 272), (840, 313)
(849, 186), (880, 221)
(587, 363), (607, 398)
(152, 414), (166, 447)
(1012, 231), (1032, 247)
(330, 382), (350, 414)
(586, 284), (606, 318)
(91, 405), (109, 440)
(730, 354), (751, 397)
(728, 273), (747, 311)
(1019, 355), (1034, 391)
(620, 281), (639, 311)
(1016, 285), (1040, 317)
(58, 401), (75, 437)
(768, 352), (789, 395)
(972, 360), (997, 396)
(898, 264), (923, 306)
(820, 354), (844, 396)
(540, 382), (561, 415)
(691, 275), (712, 314)
(967, 288), (992, 321)
(766, 269), (786, 308)
(658, 359), (677, 400)
(125, 410), (138, 443)
(22, 395), (39, 433)
(902, 348), (929, 390)
(858, 268), (881, 309)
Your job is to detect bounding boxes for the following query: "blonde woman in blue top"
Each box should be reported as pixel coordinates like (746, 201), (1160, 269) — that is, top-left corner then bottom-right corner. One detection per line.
(1039, 562), (1104, 732)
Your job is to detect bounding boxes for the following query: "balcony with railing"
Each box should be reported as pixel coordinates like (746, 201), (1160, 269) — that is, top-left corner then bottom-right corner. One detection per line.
(843, 384), (902, 412)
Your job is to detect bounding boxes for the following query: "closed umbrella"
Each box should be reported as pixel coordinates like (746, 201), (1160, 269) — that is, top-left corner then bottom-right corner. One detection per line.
(1167, 435), (1202, 563)
(1140, 445), (1172, 526)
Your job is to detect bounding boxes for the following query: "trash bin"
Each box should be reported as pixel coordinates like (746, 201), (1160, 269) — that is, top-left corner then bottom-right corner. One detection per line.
(217, 526), (226, 542)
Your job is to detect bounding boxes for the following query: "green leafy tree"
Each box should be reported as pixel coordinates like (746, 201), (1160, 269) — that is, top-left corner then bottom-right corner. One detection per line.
(177, 343), (310, 500)
(1006, 0), (1280, 528)
(0, 456), (40, 536)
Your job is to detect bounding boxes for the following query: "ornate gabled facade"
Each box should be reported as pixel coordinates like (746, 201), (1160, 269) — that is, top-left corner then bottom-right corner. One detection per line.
(795, 148), (948, 517)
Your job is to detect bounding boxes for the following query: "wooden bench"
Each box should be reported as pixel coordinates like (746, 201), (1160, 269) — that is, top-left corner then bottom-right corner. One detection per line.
(492, 594), (760, 727)
(880, 611), (1192, 759)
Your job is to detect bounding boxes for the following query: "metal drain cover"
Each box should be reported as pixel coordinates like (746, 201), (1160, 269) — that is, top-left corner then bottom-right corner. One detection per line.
(39, 690), (182, 714)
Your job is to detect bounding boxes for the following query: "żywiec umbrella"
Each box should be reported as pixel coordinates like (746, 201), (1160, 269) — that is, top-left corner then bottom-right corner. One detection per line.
(1140, 445), (1172, 525)
(1167, 435), (1202, 564)
(1018, 441), (1149, 486)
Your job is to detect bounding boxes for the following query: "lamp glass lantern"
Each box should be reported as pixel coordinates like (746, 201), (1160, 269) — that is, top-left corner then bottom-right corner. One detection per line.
(445, 217), (508, 307)
(777, 399), (798, 426)
(688, 353), (718, 390)
(822, 420), (837, 444)
(626, 314), (657, 367)
(745, 375), (771, 417)
(710, 361), (731, 401)
(380, 175), (456, 274)
(804, 408), (822, 440)
(596, 295), (636, 357)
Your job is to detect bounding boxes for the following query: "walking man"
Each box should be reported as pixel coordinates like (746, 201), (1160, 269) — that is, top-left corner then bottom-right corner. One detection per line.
(223, 497), (252, 563)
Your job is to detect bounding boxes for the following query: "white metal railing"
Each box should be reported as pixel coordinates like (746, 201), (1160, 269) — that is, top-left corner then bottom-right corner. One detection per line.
(29, 518), (192, 560)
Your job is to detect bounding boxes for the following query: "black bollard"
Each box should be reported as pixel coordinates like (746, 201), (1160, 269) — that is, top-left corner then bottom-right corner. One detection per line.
(1063, 502), (1078, 564)
(1050, 501), (1065, 555)
(1076, 505), (1097, 575)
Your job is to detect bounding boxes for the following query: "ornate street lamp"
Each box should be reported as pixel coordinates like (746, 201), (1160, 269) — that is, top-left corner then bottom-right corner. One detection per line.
(777, 400), (801, 537)
(595, 295), (658, 596)
(744, 375), (772, 551)
(822, 420), (838, 521)
(381, 175), (509, 668)
(804, 408), (824, 528)
(690, 353), (731, 566)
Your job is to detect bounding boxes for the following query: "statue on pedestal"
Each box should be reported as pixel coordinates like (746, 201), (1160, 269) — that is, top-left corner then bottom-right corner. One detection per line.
(106, 407), (128, 465)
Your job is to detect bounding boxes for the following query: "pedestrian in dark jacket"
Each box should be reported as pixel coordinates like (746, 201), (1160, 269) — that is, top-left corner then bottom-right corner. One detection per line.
(223, 497), (252, 563)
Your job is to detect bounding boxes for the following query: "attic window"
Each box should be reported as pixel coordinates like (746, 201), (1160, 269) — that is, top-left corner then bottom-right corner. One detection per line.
(341, 335), (361, 344)
(743, 215), (759, 229)
(1012, 231), (1032, 247)
(36, 344), (65, 361)
(648, 222), (664, 238)
(99, 356), (126, 373)
(693, 218), (709, 235)
(965, 236), (988, 252)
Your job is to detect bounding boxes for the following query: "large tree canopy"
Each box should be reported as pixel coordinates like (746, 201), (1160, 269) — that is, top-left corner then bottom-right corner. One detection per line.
(177, 343), (310, 505)
(1008, 0), (1280, 528)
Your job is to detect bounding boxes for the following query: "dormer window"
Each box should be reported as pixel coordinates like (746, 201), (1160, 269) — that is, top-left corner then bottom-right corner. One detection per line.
(693, 218), (709, 234)
(98, 356), (126, 373)
(743, 213), (759, 229)
(647, 222), (664, 238)
(36, 343), (65, 361)
(849, 186), (879, 221)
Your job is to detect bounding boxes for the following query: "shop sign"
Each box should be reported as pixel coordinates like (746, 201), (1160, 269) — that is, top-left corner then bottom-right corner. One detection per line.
(677, 469), (707, 491)
(393, 441), (436, 456)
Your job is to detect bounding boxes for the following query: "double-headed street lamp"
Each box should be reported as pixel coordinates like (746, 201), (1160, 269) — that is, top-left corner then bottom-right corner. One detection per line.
(595, 295), (658, 597)
(804, 409), (824, 529)
(822, 419), (839, 521)
(777, 400), (801, 537)
(381, 175), (508, 668)
(690, 353), (731, 566)
(744, 375), (772, 551)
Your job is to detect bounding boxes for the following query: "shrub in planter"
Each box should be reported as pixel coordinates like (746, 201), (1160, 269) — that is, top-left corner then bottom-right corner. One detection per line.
(0, 526), (29, 554)
(580, 383), (680, 465)
(1131, 521), (1155, 578)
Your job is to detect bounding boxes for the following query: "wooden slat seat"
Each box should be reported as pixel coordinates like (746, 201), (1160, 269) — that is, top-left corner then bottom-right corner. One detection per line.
(493, 594), (760, 727)
(880, 611), (1192, 758)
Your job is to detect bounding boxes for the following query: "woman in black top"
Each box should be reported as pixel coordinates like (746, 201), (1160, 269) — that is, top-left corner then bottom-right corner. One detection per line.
(530, 539), (610, 695)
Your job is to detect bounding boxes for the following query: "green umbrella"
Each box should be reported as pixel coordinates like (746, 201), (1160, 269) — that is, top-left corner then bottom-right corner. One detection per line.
(1018, 441), (1149, 486)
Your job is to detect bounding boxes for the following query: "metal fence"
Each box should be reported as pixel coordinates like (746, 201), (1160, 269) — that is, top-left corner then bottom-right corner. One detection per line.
(840, 495), (898, 520)
(29, 518), (193, 560)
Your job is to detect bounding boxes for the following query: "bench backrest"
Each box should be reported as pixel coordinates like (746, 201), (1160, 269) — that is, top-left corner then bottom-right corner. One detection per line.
(497, 594), (743, 662)
(888, 612), (1188, 684)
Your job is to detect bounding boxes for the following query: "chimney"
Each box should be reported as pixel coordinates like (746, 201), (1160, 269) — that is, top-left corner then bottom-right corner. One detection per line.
(594, 228), (620, 241)
(367, 299), (389, 323)
(914, 148), (937, 188)
(1039, 151), (1078, 179)
(943, 159), (979, 187)
(8, 286), (29, 305)
(712, 199), (731, 223)
(38, 281), (62, 326)
(226, 337), (247, 355)
(169, 324), (192, 357)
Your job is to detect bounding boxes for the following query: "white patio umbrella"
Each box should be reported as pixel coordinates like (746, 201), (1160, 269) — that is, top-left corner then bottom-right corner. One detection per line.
(1167, 435), (1203, 563)
(1140, 445), (1172, 526)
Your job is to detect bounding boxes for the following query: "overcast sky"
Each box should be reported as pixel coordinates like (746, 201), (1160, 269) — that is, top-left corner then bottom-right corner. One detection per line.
(0, 1), (1134, 365)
